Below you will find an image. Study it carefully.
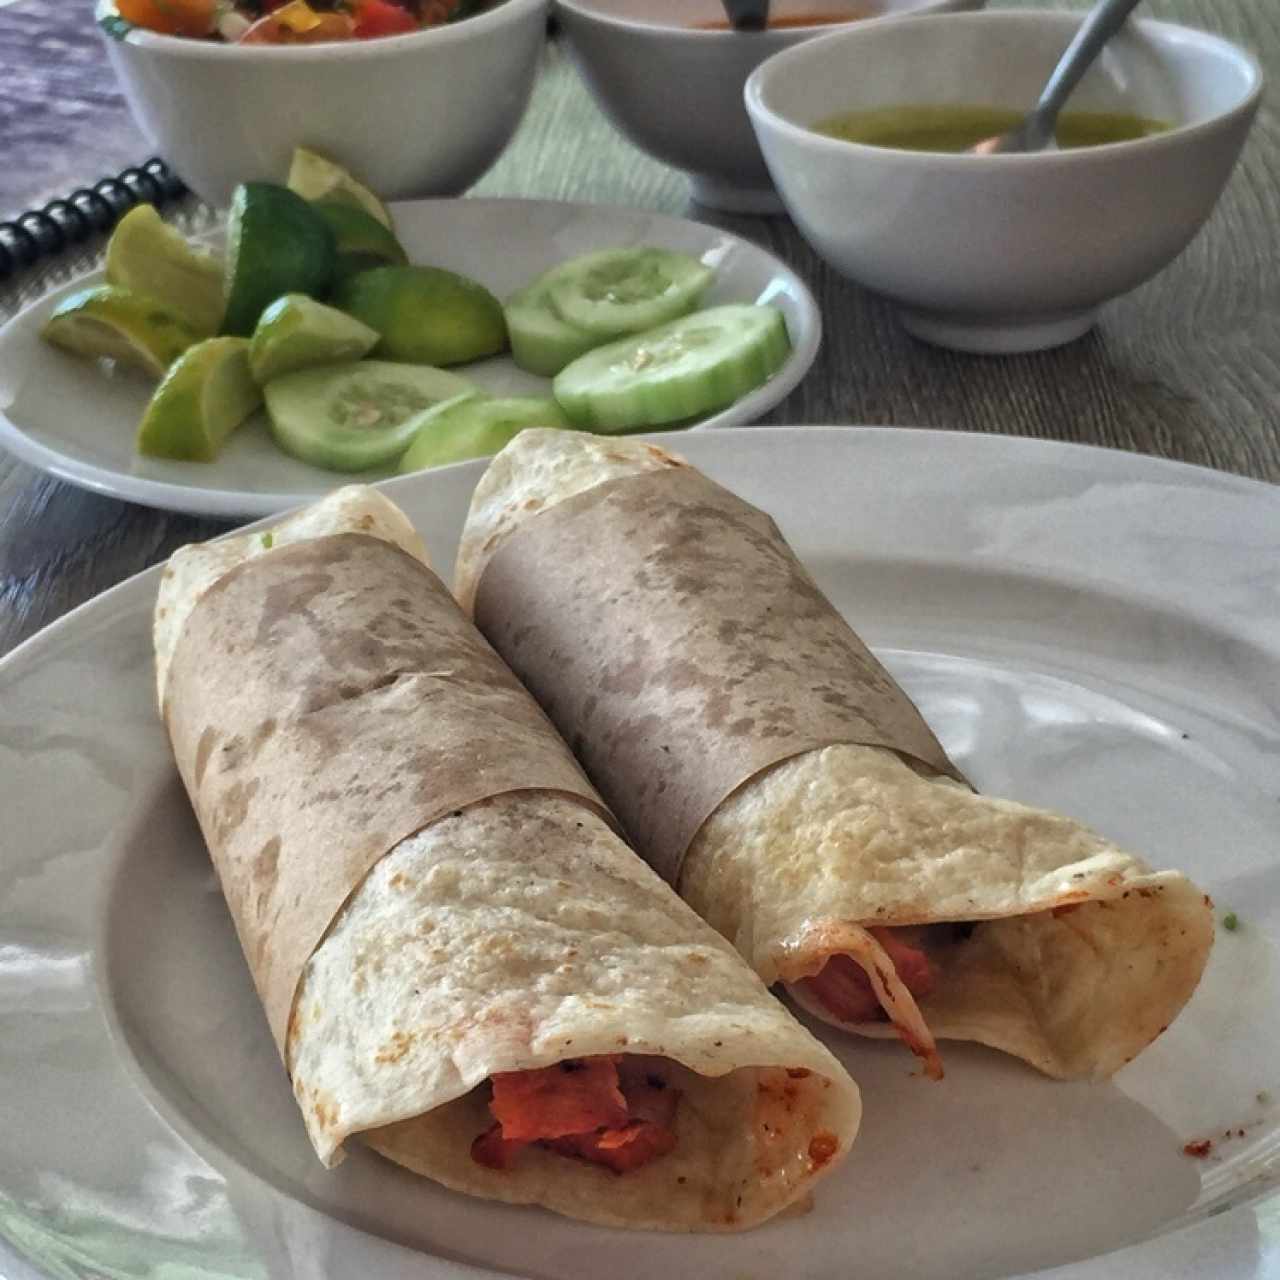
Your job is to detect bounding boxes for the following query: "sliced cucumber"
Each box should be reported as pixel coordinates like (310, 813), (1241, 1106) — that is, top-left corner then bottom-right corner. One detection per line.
(264, 359), (476, 472)
(505, 247), (716, 377)
(398, 395), (570, 473)
(504, 279), (600, 378)
(553, 305), (791, 432)
(547, 248), (714, 338)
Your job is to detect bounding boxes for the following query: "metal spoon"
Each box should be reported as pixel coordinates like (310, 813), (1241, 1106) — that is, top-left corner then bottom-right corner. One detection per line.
(719, 0), (770, 32)
(970, 0), (1144, 154)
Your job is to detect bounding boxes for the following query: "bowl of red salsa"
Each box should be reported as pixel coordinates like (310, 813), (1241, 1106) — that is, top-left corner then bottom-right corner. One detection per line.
(97, 0), (548, 205)
(554, 0), (984, 215)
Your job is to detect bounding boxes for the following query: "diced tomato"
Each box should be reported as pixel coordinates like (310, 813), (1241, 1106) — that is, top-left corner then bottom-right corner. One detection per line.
(352, 0), (420, 38)
(470, 1122), (526, 1170)
(489, 1057), (627, 1142)
(118, 0), (216, 37)
(475, 1055), (680, 1175)
(802, 927), (934, 1023)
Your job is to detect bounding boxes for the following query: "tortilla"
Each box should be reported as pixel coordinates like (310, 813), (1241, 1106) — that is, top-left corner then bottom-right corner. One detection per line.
(455, 430), (1214, 1081)
(154, 484), (860, 1231)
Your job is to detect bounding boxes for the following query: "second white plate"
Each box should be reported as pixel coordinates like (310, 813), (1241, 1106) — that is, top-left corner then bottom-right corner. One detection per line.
(1, 428), (1278, 1280)
(0, 198), (819, 518)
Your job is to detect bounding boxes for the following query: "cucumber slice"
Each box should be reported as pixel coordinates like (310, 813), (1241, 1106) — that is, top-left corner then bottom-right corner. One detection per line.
(398, 395), (570, 473)
(553, 305), (791, 432)
(264, 359), (476, 473)
(504, 280), (600, 378)
(547, 248), (714, 338)
(505, 247), (716, 376)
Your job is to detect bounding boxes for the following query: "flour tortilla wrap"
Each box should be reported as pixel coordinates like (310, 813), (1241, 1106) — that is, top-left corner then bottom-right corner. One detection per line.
(154, 485), (860, 1232)
(455, 431), (1214, 1081)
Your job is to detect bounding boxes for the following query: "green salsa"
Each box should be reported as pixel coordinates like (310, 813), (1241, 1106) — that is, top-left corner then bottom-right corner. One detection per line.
(812, 105), (1170, 151)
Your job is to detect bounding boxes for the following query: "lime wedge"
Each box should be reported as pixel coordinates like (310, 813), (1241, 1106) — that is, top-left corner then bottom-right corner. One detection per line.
(105, 204), (225, 336)
(333, 265), (507, 366)
(137, 336), (262, 462)
(286, 146), (394, 230)
(41, 285), (202, 378)
(221, 183), (336, 337)
(312, 199), (408, 287)
(249, 294), (380, 385)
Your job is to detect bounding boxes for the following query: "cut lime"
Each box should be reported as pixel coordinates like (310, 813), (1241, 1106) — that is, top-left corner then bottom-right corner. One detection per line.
(137, 336), (262, 462)
(286, 146), (394, 230)
(312, 198), (408, 286)
(264, 359), (476, 472)
(221, 183), (336, 337)
(398, 395), (570, 473)
(333, 265), (507, 367)
(41, 285), (202, 378)
(248, 294), (379, 385)
(104, 204), (225, 336)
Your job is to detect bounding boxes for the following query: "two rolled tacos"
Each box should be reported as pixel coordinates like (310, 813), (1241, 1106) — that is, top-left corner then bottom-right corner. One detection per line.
(154, 485), (860, 1232)
(454, 429), (1214, 1082)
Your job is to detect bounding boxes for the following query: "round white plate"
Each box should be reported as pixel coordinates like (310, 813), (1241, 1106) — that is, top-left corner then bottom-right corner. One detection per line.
(0, 199), (819, 519)
(1, 427), (1277, 1280)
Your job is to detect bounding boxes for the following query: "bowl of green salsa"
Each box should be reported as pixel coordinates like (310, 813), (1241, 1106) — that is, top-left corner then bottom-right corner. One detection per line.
(813, 105), (1170, 152)
(744, 10), (1262, 353)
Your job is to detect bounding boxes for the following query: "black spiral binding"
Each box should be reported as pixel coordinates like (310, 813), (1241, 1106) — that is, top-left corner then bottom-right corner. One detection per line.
(0, 158), (188, 282)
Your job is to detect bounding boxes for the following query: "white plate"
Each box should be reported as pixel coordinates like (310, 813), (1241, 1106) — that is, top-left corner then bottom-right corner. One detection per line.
(0, 199), (819, 519)
(1, 427), (1278, 1280)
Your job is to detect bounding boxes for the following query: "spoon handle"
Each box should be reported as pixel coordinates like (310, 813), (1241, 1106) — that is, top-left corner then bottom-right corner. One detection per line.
(1034, 0), (1146, 126)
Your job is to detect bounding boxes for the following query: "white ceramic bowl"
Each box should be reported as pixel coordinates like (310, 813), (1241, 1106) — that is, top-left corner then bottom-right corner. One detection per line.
(554, 0), (984, 215)
(745, 10), (1262, 353)
(96, 0), (548, 208)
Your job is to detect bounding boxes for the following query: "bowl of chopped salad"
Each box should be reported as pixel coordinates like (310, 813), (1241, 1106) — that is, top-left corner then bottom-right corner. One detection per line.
(96, 0), (548, 207)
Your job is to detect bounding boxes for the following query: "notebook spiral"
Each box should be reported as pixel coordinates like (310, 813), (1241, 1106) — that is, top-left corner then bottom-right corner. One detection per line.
(0, 159), (188, 282)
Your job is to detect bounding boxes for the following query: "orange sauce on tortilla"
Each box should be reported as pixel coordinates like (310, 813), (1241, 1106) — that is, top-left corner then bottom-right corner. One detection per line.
(693, 11), (871, 28)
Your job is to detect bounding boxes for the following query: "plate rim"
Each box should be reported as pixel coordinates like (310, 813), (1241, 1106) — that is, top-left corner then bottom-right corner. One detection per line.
(0, 197), (821, 519)
(1, 425), (1278, 1280)
(4, 422), (1277, 679)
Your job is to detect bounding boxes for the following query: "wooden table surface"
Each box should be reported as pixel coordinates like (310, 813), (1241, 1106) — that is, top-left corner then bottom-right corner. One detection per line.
(1, 0), (1277, 660)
